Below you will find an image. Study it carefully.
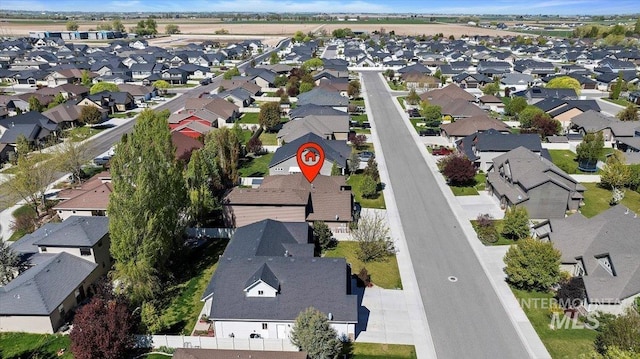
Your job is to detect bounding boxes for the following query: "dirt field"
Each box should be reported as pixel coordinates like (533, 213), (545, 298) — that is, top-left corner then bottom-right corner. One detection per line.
(0, 19), (523, 39)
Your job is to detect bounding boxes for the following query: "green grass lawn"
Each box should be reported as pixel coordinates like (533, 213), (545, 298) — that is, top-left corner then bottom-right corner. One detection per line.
(258, 131), (278, 145)
(238, 129), (254, 145)
(7, 205), (38, 241)
(238, 112), (259, 124)
(160, 239), (229, 334)
(470, 219), (515, 246)
(350, 98), (365, 107)
(0, 332), (72, 359)
(66, 125), (106, 141)
(325, 241), (402, 289)
(580, 182), (640, 218)
(397, 97), (406, 109)
(511, 288), (597, 359)
(387, 81), (407, 91)
(347, 173), (386, 209)
(548, 150), (587, 174)
(449, 173), (486, 196)
(602, 98), (636, 108)
(351, 114), (368, 125)
(238, 153), (274, 177)
(144, 354), (172, 359)
(344, 342), (417, 359)
(354, 143), (375, 154)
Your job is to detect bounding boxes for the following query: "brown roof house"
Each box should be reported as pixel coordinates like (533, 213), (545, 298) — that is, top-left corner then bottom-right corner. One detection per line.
(0, 216), (110, 333)
(223, 173), (353, 235)
(486, 146), (585, 219)
(53, 172), (112, 220)
(533, 205), (640, 315)
(440, 115), (511, 143)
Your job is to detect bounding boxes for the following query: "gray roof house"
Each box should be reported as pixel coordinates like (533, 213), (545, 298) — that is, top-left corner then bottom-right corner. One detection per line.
(0, 216), (110, 333)
(296, 88), (349, 112)
(571, 110), (640, 145)
(200, 219), (358, 340)
(455, 129), (548, 171)
(486, 146), (585, 219)
(277, 114), (349, 145)
(269, 132), (351, 176)
(533, 205), (640, 315)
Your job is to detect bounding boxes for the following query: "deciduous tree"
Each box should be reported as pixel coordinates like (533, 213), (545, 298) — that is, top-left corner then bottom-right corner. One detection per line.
(353, 211), (394, 262)
(28, 96), (43, 112)
(108, 109), (187, 303)
(185, 148), (220, 227)
(299, 82), (314, 93)
(66, 20), (79, 31)
(112, 19), (125, 32)
(501, 206), (530, 240)
(363, 157), (379, 182)
(419, 102), (442, 121)
(3, 155), (57, 216)
(594, 308), (640, 355)
(546, 76), (581, 95)
(290, 307), (342, 359)
(301, 58), (323, 72)
(348, 80), (361, 98)
(205, 125), (242, 188)
(504, 238), (561, 291)
(152, 80), (170, 95)
(360, 174), (378, 199)
(600, 151), (631, 190)
(246, 136), (263, 154)
(70, 293), (134, 359)
(55, 140), (89, 184)
(89, 82), (119, 95)
(259, 102), (281, 131)
(576, 131), (604, 169)
(441, 154), (476, 185)
(531, 114), (561, 138)
(79, 105), (103, 125)
(505, 96), (527, 116)
(405, 88), (421, 105)
(223, 67), (240, 80)
(165, 24), (180, 34)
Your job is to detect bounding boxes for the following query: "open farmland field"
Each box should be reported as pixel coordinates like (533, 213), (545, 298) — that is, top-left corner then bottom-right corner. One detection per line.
(1, 18), (524, 39)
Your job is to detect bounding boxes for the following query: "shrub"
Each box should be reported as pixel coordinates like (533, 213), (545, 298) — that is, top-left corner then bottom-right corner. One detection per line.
(475, 213), (498, 243)
(313, 221), (335, 252)
(360, 175), (378, 198)
(363, 158), (379, 182)
(246, 136), (263, 154)
(357, 267), (372, 287)
(502, 206), (530, 240)
(504, 238), (562, 291)
(349, 133), (367, 149)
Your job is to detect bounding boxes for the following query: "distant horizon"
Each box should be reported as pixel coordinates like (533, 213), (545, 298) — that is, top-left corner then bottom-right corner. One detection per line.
(1, 0), (639, 16)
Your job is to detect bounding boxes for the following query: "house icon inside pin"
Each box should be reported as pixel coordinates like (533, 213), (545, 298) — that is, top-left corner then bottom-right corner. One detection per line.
(304, 150), (318, 164)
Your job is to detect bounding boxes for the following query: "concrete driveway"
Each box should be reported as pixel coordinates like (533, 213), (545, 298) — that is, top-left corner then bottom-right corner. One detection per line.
(355, 286), (415, 345)
(456, 191), (505, 220)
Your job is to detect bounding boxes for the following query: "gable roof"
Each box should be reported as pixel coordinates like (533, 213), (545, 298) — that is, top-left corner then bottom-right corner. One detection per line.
(420, 84), (476, 102)
(0, 252), (97, 315)
(440, 115), (510, 137)
(456, 129), (543, 162)
(269, 132), (351, 168)
(52, 183), (112, 212)
(537, 205), (640, 303)
(244, 263), (280, 291)
(289, 104), (346, 119)
(277, 115), (349, 143)
(296, 88), (349, 107)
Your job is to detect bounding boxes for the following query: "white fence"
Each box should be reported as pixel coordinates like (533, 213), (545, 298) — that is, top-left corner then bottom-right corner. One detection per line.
(185, 227), (235, 239)
(136, 335), (298, 351)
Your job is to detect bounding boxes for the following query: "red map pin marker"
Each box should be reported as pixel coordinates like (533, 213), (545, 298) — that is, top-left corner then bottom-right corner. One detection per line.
(296, 142), (325, 183)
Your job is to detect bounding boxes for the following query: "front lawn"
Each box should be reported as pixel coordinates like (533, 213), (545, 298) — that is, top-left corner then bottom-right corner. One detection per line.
(449, 173), (486, 196)
(258, 131), (278, 145)
(160, 239), (229, 334)
(350, 98), (365, 107)
(66, 125), (106, 141)
(347, 173), (386, 209)
(602, 98), (636, 108)
(351, 114), (368, 125)
(580, 182), (640, 218)
(325, 241), (402, 289)
(238, 153), (274, 177)
(511, 288), (597, 359)
(397, 96), (406, 109)
(344, 342), (417, 359)
(0, 332), (72, 359)
(387, 81), (407, 91)
(238, 112), (259, 124)
(470, 219), (515, 246)
(548, 150), (586, 174)
(8, 205), (38, 241)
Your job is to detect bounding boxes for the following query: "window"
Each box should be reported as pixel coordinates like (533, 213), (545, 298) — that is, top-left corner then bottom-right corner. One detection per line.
(80, 247), (91, 256)
(41, 247), (47, 252)
(597, 255), (615, 276)
(258, 290), (264, 295)
(262, 323), (268, 330)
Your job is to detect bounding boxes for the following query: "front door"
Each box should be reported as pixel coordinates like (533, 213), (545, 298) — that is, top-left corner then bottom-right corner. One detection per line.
(277, 324), (288, 339)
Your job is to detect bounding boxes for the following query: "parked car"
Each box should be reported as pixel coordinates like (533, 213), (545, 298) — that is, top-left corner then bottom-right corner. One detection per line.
(431, 147), (453, 156)
(200, 77), (211, 85)
(249, 333), (262, 339)
(358, 151), (375, 162)
(407, 109), (421, 118)
(93, 156), (111, 166)
(362, 121), (371, 129)
(419, 128), (440, 136)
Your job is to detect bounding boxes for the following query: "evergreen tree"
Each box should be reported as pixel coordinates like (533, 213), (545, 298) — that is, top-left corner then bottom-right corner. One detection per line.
(108, 109), (187, 304)
(185, 148), (220, 227)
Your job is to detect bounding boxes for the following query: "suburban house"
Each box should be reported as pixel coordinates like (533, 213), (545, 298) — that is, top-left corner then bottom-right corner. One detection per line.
(200, 219), (357, 340)
(0, 111), (59, 147)
(533, 205), (640, 315)
(296, 88), (349, 112)
(268, 132), (351, 176)
(478, 95), (505, 113)
(117, 83), (157, 103)
(533, 98), (601, 130)
(571, 110), (640, 145)
(513, 86), (578, 104)
(223, 174), (353, 234)
(36, 83), (89, 100)
(277, 114), (349, 145)
(43, 101), (101, 129)
(76, 91), (135, 114)
(0, 216), (110, 333)
(455, 129), (547, 171)
(53, 171), (112, 220)
(169, 97), (240, 138)
(486, 146), (585, 219)
(172, 131), (204, 163)
(440, 115), (511, 143)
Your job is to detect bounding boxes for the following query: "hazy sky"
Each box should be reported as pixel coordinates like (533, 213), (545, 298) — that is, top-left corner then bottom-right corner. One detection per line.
(1, 0), (639, 15)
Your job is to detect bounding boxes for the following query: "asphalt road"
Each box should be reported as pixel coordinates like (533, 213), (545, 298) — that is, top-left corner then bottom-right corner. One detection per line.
(361, 71), (531, 358)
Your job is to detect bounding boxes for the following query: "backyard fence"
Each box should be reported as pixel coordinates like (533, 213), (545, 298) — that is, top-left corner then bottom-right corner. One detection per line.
(135, 335), (298, 351)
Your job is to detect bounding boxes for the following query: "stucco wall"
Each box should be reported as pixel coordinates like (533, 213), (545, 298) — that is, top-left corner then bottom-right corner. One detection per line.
(0, 315), (54, 334)
(57, 209), (93, 221)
